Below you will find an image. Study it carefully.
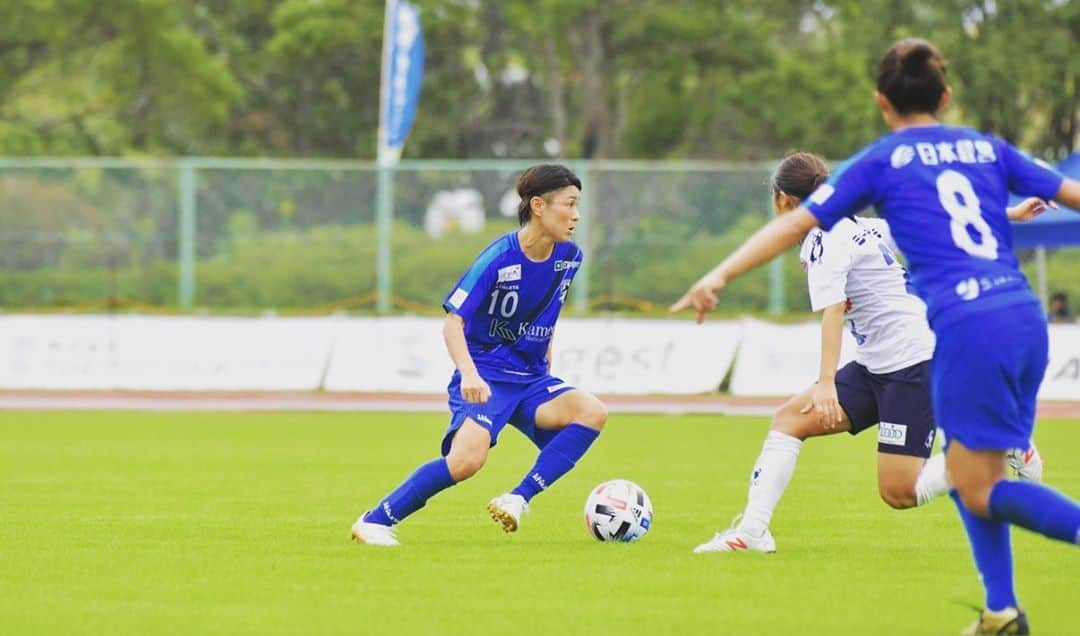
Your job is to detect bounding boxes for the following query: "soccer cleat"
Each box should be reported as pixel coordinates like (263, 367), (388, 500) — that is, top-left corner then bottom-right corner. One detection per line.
(693, 519), (776, 554)
(960, 606), (1029, 635)
(1006, 445), (1043, 483)
(487, 493), (529, 533)
(350, 517), (400, 547)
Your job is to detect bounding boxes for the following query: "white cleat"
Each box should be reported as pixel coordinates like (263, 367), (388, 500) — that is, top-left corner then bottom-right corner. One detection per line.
(486, 493), (529, 533)
(350, 517), (400, 547)
(1007, 445), (1044, 483)
(694, 523), (776, 554)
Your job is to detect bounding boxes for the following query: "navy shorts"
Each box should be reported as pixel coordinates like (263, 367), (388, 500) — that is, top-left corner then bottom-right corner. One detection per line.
(440, 371), (576, 456)
(932, 302), (1047, 451)
(836, 359), (936, 458)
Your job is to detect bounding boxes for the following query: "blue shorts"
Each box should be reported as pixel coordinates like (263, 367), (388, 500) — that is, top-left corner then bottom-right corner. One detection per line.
(932, 301), (1048, 451)
(440, 371), (576, 456)
(836, 359), (936, 458)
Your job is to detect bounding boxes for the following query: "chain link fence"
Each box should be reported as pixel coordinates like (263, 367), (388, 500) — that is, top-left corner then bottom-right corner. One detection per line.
(0, 158), (1071, 316)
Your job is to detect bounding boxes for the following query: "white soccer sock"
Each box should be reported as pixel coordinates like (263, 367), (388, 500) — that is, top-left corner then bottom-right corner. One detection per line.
(914, 452), (949, 506)
(740, 431), (802, 536)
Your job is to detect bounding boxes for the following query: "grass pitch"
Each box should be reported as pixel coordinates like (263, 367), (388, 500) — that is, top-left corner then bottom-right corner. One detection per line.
(2, 411), (1078, 635)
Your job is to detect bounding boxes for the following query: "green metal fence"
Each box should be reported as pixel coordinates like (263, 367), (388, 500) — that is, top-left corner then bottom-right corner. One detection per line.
(0, 158), (801, 315)
(2, 157), (1068, 316)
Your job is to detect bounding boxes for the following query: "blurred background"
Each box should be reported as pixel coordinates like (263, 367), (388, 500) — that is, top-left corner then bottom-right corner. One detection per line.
(0, 0), (1076, 317)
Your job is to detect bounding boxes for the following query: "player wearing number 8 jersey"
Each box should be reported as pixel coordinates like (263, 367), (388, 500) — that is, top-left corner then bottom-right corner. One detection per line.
(352, 164), (606, 546)
(672, 39), (1080, 634)
(693, 153), (1042, 556)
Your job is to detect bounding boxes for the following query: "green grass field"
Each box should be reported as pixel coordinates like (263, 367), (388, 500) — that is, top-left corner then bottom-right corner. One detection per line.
(2, 411), (1078, 635)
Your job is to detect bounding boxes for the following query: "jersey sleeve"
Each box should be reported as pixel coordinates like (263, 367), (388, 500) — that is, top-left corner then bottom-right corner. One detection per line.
(803, 145), (881, 231)
(442, 239), (505, 320)
(995, 137), (1065, 200)
(803, 230), (852, 311)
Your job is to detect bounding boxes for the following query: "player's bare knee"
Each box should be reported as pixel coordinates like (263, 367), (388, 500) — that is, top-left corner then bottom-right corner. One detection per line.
(879, 482), (917, 509)
(577, 396), (608, 431)
(446, 451), (486, 481)
(770, 409), (808, 439)
(954, 483), (993, 518)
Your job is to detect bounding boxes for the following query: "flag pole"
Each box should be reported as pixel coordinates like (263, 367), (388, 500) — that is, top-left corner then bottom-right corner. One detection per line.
(375, 0), (397, 314)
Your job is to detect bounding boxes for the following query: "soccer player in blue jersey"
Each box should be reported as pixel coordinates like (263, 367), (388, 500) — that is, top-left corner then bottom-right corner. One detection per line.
(672, 39), (1080, 635)
(352, 164), (606, 546)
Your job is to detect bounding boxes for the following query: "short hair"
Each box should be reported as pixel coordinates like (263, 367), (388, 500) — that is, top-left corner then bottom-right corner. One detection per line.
(516, 164), (582, 226)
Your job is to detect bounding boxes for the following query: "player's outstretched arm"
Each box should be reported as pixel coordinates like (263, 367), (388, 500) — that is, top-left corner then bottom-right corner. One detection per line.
(1053, 177), (1080, 213)
(443, 313), (491, 403)
(670, 207), (819, 322)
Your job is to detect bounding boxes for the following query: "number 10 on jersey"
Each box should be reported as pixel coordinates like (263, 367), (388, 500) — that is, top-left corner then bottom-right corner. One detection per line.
(488, 289), (519, 318)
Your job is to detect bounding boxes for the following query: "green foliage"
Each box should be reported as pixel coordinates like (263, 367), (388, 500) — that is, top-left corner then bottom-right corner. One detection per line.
(0, 1), (1073, 160)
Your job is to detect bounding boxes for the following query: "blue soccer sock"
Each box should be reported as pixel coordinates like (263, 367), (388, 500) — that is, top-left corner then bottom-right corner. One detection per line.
(362, 458), (456, 526)
(512, 423), (599, 502)
(950, 489), (1017, 611)
(989, 480), (1080, 545)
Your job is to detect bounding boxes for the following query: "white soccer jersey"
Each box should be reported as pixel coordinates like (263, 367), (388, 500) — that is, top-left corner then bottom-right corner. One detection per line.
(799, 216), (935, 374)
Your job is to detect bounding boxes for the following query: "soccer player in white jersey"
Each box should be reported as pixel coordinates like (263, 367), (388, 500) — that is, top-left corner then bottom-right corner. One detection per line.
(694, 152), (1045, 555)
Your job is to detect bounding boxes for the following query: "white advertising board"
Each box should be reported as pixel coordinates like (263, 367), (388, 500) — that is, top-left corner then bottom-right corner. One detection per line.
(2, 315), (1076, 400)
(322, 317), (454, 393)
(0, 315), (335, 390)
(323, 317), (742, 395)
(729, 318), (856, 397)
(548, 319), (741, 394)
(1040, 324), (1080, 400)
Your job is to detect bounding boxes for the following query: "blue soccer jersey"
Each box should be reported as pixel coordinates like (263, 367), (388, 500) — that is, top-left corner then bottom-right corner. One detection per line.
(803, 125), (1064, 327)
(443, 231), (582, 382)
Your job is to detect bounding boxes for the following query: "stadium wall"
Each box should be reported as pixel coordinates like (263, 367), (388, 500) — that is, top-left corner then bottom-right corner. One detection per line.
(1, 315), (1077, 399)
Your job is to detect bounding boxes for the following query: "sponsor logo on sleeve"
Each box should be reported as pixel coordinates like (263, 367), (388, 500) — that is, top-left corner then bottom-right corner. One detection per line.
(448, 288), (468, 308)
(558, 279), (573, 302)
(554, 259), (581, 272)
(879, 422), (908, 446)
(497, 264), (522, 282)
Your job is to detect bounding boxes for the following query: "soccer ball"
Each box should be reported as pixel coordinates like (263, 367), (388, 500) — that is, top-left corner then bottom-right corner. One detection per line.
(584, 479), (653, 542)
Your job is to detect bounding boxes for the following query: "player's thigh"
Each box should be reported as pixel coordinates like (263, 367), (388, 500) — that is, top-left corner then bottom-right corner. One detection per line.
(445, 418), (492, 480)
(875, 452), (924, 509)
(771, 384), (853, 440)
(534, 388), (608, 431)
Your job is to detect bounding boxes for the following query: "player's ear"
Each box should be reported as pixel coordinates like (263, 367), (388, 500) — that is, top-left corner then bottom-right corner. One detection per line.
(530, 195), (545, 216)
(774, 192), (797, 215)
(873, 90), (891, 114)
(937, 86), (952, 112)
